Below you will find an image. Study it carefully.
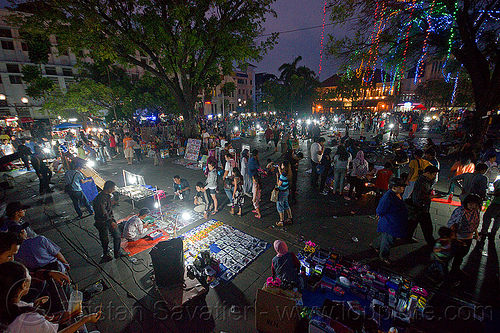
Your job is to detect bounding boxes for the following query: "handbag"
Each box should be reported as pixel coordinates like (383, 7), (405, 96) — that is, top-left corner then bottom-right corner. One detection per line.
(270, 188), (279, 202)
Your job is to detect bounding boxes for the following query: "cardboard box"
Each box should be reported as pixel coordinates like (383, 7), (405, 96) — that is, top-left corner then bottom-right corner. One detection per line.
(255, 288), (300, 333)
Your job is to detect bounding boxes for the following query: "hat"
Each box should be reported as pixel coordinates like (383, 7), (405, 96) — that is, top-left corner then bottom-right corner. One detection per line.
(8, 222), (30, 234)
(5, 202), (31, 217)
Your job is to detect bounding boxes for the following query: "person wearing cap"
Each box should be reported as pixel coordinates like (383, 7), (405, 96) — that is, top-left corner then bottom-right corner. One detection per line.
(65, 161), (94, 218)
(370, 178), (409, 264)
(122, 208), (153, 242)
(1, 201), (37, 239)
(93, 180), (130, 261)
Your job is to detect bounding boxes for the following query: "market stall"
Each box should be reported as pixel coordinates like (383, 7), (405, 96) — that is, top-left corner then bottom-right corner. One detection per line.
(119, 170), (163, 210)
(256, 241), (437, 333)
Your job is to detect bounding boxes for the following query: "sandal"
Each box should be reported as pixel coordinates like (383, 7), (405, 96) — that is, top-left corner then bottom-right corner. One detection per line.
(276, 221), (285, 227)
(211, 210), (218, 215)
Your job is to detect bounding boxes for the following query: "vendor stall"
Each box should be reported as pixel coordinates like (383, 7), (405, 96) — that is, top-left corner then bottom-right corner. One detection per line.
(119, 170), (162, 210)
(256, 240), (435, 333)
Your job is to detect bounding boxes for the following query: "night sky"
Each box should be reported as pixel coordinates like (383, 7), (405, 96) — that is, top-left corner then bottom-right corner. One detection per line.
(256, 0), (339, 81)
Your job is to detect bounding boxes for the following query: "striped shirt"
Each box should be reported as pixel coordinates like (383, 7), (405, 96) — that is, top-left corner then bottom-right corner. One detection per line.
(278, 173), (289, 191)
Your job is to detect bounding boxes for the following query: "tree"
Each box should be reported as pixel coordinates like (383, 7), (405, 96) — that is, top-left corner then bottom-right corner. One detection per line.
(41, 79), (113, 118)
(326, 0), (500, 147)
(263, 57), (319, 115)
(19, 31), (54, 99)
(11, 0), (277, 137)
(415, 79), (453, 109)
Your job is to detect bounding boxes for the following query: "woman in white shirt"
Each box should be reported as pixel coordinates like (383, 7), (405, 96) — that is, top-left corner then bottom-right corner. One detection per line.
(0, 261), (101, 333)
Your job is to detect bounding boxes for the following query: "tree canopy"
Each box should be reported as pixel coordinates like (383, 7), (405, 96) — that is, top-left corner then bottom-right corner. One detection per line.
(261, 56), (319, 116)
(11, 0), (277, 136)
(326, 0), (500, 145)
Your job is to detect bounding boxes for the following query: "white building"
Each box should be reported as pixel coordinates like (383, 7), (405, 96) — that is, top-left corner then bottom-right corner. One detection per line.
(0, 8), (81, 124)
(201, 65), (256, 116)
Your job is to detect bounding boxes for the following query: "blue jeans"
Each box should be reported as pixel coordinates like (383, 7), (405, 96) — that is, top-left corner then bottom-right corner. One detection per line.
(372, 232), (395, 258)
(332, 168), (347, 193)
(224, 187), (234, 205)
(69, 190), (94, 217)
(276, 190), (290, 213)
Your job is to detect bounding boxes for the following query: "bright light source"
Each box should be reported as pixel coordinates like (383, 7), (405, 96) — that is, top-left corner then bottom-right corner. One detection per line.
(330, 127), (333, 130)
(87, 160), (95, 168)
(181, 212), (191, 220)
(404, 102), (412, 108)
(217, 113), (222, 117)
(154, 202), (160, 208)
(43, 148), (51, 153)
(68, 118), (77, 122)
(297, 119), (301, 124)
(389, 123), (394, 129)
(98, 128), (103, 132)
(234, 126), (239, 131)
(92, 128), (97, 132)
(207, 114), (213, 120)
(0, 94), (6, 100)
(306, 119), (311, 125)
(21, 97), (29, 104)
(334, 117), (338, 122)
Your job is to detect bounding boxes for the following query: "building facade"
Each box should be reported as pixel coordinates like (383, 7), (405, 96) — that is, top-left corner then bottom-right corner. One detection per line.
(201, 65), (255, 116)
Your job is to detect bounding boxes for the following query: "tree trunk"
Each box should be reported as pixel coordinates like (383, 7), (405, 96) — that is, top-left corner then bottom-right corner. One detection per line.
(467, 96), (492, 150)
(173, 88), (200, 138)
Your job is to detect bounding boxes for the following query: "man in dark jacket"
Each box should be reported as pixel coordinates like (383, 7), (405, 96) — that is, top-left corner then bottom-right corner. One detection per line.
(409, 165), (440, 246)
(30, 146), (52, 195)
(16, 139), (32, 171)
(93, 181), (129, 261)
(371, 178), (408, 264)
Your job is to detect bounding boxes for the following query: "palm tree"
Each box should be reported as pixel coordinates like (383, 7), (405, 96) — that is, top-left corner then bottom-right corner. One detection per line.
(278, 56), (303, 83)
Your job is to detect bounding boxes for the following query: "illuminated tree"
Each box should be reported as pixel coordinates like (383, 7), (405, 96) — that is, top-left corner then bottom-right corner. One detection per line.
(327, 0), (500, 147)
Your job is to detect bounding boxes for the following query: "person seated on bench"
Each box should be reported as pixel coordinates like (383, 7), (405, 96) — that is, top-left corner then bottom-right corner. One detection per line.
(173, 175), (191, 201)
(122, 208), (153, 242)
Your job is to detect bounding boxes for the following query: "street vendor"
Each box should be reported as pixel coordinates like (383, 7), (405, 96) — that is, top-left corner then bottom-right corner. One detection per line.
(122, 208), (153, 242)
(173, 175), (191, 201)
(271, 240), (301, 288)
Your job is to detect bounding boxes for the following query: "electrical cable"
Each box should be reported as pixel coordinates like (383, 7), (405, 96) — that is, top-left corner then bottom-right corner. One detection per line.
(41, 204), (154, 332)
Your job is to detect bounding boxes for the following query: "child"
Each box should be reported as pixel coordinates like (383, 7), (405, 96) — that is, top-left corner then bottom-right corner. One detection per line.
(205, 161), (218, 214)
(194, 181), (213, 219)
(428, 226), (453, 281)
(252, 174), (262, 219)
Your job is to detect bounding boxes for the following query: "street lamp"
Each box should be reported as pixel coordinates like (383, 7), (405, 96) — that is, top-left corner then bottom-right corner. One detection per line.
(21, 97), (29, 104)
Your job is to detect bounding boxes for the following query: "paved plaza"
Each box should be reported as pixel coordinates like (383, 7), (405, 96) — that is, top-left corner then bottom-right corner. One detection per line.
(4, 131), (499, 333)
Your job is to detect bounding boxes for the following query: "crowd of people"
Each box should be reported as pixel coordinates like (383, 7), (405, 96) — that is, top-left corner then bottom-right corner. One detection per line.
(1, 109), (499, 331)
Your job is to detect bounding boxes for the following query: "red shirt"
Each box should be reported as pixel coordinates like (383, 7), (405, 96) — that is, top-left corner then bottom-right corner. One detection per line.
(375, 168), (393, 190)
